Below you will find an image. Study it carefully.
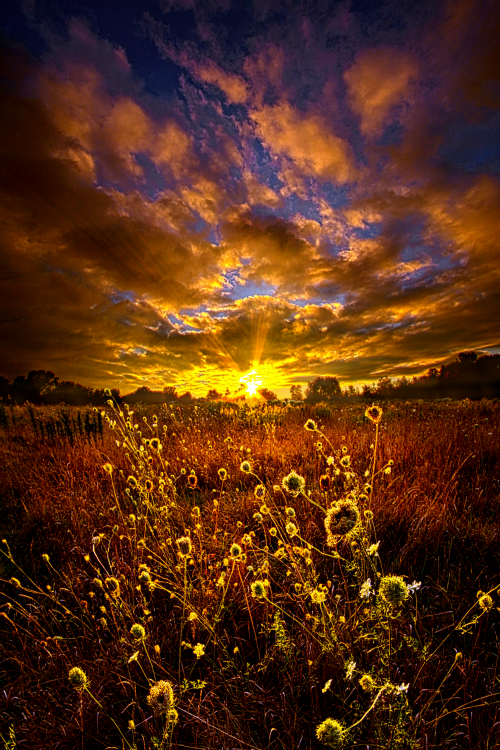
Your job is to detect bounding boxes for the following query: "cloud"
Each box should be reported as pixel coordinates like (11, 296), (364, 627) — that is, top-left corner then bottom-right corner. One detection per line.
(251, 101), (358, 183)
(344, 47), (417, 138)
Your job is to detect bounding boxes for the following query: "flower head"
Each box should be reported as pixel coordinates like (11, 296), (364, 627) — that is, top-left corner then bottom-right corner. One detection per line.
(176, 536), (192, 558)
(365, 405), (383, 424)
(251, 580), (267, 599)
(320, 474), (331, 491)
(240, 460), (252, 473)
(229, 543), (242, 559)
(147, 680), (175, 716)
(254, 484), (266, 499)
(304, 419), (318, 431)
(285, 521), (298, 537)
(193, 642), (205, 659)
(68, 667), (88, 690)
(218, 468), (228, 481)
(324, 499), (360, 545)
(282, 470), (306, 497)
(359, 674), (375, 692)
(130, 623), (146, 641)
(315, 717), (344, 747)
(379, 575), (409, 607)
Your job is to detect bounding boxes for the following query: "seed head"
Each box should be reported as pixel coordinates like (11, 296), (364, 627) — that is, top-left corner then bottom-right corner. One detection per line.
(147, 680), (175, 716)
(254, 484), (266, 499)
(103, 463), (113, 474)
(324, 499), (360, 545)
(218, 468), (228, 481)
(365, 405), (383, 424)
(240, 460), (251, 473)
(251, 580), (267, 599)
(188, 472), (197, 488)
(285, 522), (298, 537)
(42, 554), (50, 563)
(282, 470), (306, 497)
(304, 419), (318, 431)
(130, 623), (146, 641)
(310, 588), (326, 604)
(230, 543), (242, 559)
(478, 594), (493, 611)
(177, 536), (192, 558)
(315, 717), (344, 747)
(359, 674), (375, 692)
(68, 667), (88, 690)
(379, 575), (409, 607)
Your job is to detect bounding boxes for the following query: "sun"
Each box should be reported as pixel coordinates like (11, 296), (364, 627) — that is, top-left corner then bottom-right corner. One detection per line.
(239, 370), (263, 398)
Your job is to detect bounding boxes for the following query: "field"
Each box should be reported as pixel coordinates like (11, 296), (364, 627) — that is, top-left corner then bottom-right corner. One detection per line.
(0, 399), (499, 750)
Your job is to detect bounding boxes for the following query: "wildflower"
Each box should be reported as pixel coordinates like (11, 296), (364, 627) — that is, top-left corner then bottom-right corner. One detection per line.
(364, 509), (374, 520)
(478, 594), (493, 611)
(315, 717), (344, 747)
(150, 438), (161, 451)
(282, 470), (306, 497)
(311, 589), (326, 604)
(339, 455), (351, 468)
(365, 405), (383, 424)
(324, 499), (360, 545)
(139, 569), (152, 584)
(103, 463), (113, 474)
(92, 536), (101, 546)
(304, 419), (318, 431)
(327, 456), (335, 465)
(193, 643), (205, 659)
(229, 543), (242, 559)
(320, 474), (331, 491)
(242, 534), (252, 546)
(42, 554), (50, 563)
(253, 512), (263, 523)
(384, 466), (391, 475)
(359, 579), (373, 599)
(395, 683), (409, 694)
(285, 521), (298, 537)
(269, 526), (278, 537)
(105, 577), (121, 598)
(177, 536), (192, 558)
(406, 580), (421, 594)
(147, 680), (175, 716)
(285, 507), (296, 518)
(322, 679), (333, 693)
(345, 660), (356, 680)
(359, 674), (375, 692)
(366, 542), (380, 556)
(130, 623), (146, 641)
(379, 576), (409, 607)
(68, 667), (88, 690)
(128, 651), (140, 663)
(218, 468), (227, 481)
(240, 460), (251, 473)
(254, 484), (266, 499)
(251, 580), (267, 599)
(188, 611), (198, 622)
(188, 472), (197, 488)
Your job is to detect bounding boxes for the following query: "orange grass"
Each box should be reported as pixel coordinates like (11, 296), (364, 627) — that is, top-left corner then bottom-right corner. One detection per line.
(0, 399), (499, 749)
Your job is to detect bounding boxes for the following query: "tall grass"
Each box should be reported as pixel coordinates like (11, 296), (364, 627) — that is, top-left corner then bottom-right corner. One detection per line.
(0, 399), (499, 749)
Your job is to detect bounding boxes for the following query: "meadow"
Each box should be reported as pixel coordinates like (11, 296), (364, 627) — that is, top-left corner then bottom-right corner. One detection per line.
(0, 398), (499, 750)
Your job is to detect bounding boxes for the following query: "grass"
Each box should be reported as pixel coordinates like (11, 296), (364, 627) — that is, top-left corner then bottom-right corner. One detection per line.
(0, 398), (499, 749)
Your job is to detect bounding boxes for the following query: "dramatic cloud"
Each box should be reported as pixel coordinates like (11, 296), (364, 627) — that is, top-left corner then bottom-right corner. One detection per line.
(0, 0), (499, 397)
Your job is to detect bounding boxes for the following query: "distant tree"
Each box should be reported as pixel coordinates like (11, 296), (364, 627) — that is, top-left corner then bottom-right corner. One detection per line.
(361, 383), (375, 400)
(162, 386), (179, 402)
(375, 377), (395, 400)
(178, 391), (193, 403)
(290, 384), (303, 400)
(305, 376), (341, 402)
(258, 387), (278, 401)
(206, 389), (222, 400)
(11, 370), (58, 404)
(46, 380), (93, 406)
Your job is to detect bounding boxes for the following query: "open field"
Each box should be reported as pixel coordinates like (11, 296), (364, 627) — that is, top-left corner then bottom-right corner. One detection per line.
(0, 399), (499, 750)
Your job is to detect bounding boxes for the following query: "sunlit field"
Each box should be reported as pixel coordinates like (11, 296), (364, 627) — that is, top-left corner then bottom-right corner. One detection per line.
(1, 399), (499, 750)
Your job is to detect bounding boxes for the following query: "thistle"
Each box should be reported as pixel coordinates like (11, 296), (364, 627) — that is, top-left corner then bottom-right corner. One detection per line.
(324, 499), (360, 545)
(68, 667), (88, 690)
(130, 623), (146, 641)
(378, 575), (409, 607)
(282, 471), (305, 497)
(176, 536), (192, 558)
(315, 718), (344, 747)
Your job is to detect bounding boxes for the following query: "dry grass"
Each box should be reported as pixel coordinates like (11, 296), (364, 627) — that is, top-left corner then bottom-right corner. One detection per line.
(0, 399), (499, 750)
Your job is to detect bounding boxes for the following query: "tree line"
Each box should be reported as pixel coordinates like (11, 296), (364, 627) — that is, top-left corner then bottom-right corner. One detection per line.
(1, 352), (499, 407)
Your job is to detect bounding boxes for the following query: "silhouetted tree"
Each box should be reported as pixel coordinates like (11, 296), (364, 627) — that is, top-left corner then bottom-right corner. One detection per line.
(162, 386), (179, 402)
(258, 387), (278, 401)
(305, 376), (341, 402)
(290, 384), (303, 400)
(206, 389), (222, 400)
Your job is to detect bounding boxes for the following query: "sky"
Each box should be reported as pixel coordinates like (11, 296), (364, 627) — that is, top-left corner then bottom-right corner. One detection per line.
(0, 0), (499, 398)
